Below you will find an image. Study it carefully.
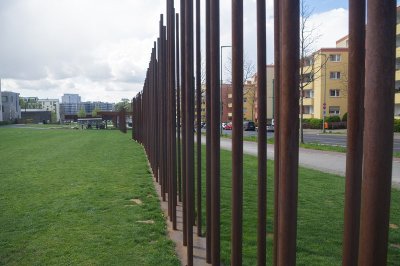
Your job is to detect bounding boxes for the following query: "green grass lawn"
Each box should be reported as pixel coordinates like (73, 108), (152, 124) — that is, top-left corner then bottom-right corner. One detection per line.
(0, 127), (179, 265)
(197, 146), (400, 265)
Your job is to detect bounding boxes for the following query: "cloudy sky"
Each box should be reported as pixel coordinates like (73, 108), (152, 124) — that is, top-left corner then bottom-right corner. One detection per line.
(0, 0), (351, 103)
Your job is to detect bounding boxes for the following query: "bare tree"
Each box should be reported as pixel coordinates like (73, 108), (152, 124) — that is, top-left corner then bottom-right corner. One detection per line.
(224, 54), (257, 120)
(299, 0), (328, 143)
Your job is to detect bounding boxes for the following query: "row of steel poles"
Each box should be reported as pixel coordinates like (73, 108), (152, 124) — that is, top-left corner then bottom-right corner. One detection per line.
(131, 0), (396, 265)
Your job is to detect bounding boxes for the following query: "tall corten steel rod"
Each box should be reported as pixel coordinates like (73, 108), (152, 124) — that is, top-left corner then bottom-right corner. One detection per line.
(205, 0), (212, 262)
(176, 13), (182, 203)
(184, 0), (195, 264)
(195, 0), (202, 237)
(256, 0), (267, 265)
(180, 0), (187, 247)
(231, 0), (243, 265)
(358, 1), (395, 265)
(273, 0), (280, 264)
(342, 0), (365, 264)
(278, 0), (299, 265)
(167, 0), (177, 230)
(210, 0), (221, 264)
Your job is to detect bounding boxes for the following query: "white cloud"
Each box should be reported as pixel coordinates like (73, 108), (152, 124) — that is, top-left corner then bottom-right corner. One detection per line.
(0, 0), (348, 103)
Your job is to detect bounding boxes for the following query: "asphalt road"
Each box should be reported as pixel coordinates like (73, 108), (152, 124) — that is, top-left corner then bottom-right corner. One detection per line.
(210, 129), (400, 152)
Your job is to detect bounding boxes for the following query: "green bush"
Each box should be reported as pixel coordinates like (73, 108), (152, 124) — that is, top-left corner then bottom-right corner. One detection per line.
(342, 112), (348, 122)
(394, 119), (400, 132)
(302, 118), (323, 129)
(0, 121), (10, 126)
(326, 116), (341, 123)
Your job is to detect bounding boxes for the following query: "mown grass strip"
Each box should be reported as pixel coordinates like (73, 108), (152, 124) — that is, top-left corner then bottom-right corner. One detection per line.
(0, 128), (179, 266)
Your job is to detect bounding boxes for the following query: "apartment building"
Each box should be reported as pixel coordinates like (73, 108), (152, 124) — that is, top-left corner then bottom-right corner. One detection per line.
(301, 39), (349, 119)
(38, 99), (60, 122)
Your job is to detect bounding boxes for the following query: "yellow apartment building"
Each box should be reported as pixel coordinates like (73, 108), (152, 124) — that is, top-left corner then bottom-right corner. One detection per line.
(301, 40), (349, 119)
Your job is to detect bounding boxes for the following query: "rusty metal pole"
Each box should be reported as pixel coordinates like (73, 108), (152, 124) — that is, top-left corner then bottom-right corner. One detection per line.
(183, 0), (195, 264)
(231, 0), (243, 264)
(167, 0), (177, 230)
(342, 0), (365, 265)
(210, 0), (220, 264)
(358, 1), (396, 265)
(180, 0), (187, 247)
(195, 0), (202, 237)
(185, 0), (195, 264)
(273, 0), (280, 264)
(205, 0), (212, 262)
(176, 13), (182, 203)
(256, 0), (267, 265)
(277, 0), (299, 265)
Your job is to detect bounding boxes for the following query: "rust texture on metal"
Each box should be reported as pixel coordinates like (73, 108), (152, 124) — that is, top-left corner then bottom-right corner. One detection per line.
(342, 0), (365, 265)
(180, 0), (188, 247)
(184, 0), (195, 264)
(277, 0), (300, 265)
(210, 0), (221, 264)
(231, 0), (244, 265)
(176, 13), (182, 203)
(205, 0), (212, 262)
(256, 0), (267, 265)
(358, 1), (396, 265)
(273, 0), (280, 264)
(195, 0), (202, 237)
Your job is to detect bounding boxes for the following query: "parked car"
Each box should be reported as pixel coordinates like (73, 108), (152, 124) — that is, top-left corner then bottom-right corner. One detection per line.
(243, 121), (256, 131)
(224, 123), (232, 130)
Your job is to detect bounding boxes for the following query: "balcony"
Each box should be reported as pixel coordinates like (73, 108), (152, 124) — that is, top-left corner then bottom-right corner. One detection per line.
(396, 70), (400, 82)
(303, 97), (314, 106)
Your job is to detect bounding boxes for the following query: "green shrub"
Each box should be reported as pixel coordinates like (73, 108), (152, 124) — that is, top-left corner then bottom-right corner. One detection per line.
(326, 116), (341, 123)
(0, 121), (10, 126)
(342, 112), (348, 122)
(302, 118), (323, 129)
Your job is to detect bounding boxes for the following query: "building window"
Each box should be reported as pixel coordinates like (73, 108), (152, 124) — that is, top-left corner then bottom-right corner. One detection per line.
(329, 54), (341, 62)
(303, 57), (313, 67)
(330, 72), (341, 80)
(1, 96), (7, 103)
(303, 105), (314, 114)
(330, 89), (340, 97)
(301, 73), (313, 83)
(228, 93), (232, 99)
(228, 112), (232, 117)
(303, 89), (314, 98)
(228, 103), (232, 108)
(329, 106), (340, 115)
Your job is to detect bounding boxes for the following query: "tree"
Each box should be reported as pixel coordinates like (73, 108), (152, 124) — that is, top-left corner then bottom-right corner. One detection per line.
(115, 98), (132, 112)
(92, 107), (101, 117)
(78, 107), (86, 118)
(299, 0), (328, 143)
(223, 54), (257, 121)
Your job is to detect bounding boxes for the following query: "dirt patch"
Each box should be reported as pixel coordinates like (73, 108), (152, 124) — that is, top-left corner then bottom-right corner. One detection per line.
(389, 223), (399, 229)
(130, 198), (143, 205)
(137, 220), (155, 224)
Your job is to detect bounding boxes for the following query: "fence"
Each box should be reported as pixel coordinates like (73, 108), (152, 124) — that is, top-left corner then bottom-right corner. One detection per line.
(132, 0), (396, 265)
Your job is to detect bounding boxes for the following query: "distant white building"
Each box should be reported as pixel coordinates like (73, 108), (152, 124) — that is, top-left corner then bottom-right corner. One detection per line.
(38, 98), (60, 122)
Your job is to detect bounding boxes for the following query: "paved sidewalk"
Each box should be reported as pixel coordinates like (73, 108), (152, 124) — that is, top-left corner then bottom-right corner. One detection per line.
(200, 136), (400, 186)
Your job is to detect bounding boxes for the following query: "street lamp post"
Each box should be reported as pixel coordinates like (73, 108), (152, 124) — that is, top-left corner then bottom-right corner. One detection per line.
(321, 53), (327, 133)
(220, 45), (232, 134)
